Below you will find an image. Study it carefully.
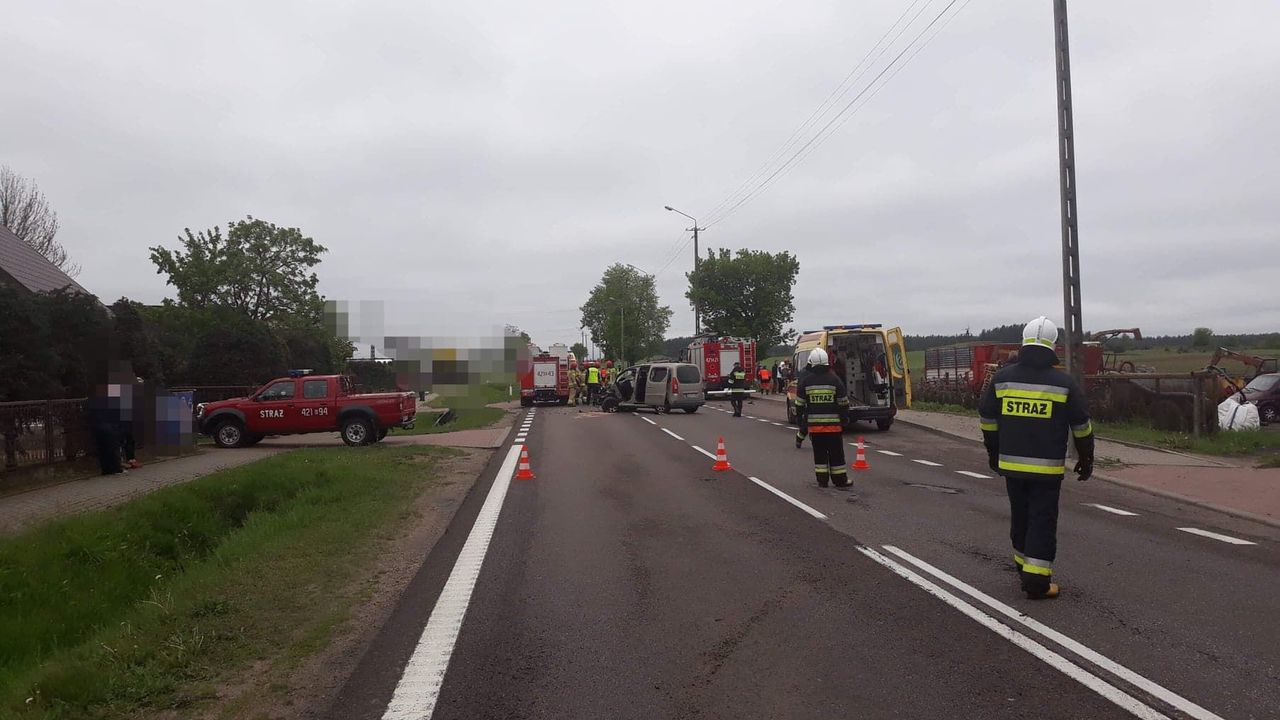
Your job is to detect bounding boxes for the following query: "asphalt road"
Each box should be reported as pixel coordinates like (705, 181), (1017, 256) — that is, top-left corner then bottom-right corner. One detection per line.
(328, 398), (1280, 720)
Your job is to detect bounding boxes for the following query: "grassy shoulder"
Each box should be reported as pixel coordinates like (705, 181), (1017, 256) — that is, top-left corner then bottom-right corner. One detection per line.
(386, 381), (513, 437)
(906, 400), (1280, 459)
(0, 444), (456, 719)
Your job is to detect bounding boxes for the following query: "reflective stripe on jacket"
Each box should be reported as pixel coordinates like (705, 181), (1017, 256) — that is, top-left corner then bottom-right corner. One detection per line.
(795, 369), (849, 433)
(978, 358), (1094, 479)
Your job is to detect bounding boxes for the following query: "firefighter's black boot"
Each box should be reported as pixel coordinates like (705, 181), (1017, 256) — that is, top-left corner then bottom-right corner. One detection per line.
(1021, 570), (1060, 600)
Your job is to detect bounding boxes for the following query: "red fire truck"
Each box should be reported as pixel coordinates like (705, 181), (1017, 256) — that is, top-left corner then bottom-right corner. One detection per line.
(681, 336), (757, 392)
(921, 342), (1104, 394)
(519, 352), (570, 406)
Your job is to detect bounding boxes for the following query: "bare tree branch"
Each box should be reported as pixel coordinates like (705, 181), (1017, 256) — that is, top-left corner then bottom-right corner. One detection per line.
(0, 165), (79, 276)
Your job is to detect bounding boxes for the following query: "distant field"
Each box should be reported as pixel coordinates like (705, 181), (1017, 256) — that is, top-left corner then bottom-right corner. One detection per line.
(904, 347), (1277, 380)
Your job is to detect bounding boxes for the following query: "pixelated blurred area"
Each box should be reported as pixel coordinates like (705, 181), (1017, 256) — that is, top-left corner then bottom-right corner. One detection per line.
(329, 301), (524, 409)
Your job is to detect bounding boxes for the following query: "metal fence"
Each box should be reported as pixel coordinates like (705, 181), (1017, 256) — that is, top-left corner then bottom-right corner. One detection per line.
(914, 371), (1221, 437)
(0, 398), (89, 470)
(1, 386), (256, 473)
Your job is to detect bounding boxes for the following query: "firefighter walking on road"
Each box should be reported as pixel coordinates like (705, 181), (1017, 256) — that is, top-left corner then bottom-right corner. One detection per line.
(727, 362), (748, 417)
(979, 316), (1094, 600)
(794, 349), (851, 489)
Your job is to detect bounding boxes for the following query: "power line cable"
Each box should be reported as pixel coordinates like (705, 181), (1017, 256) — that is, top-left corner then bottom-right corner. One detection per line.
(703, 0), (965, 228)
(700, 0), (931, 224)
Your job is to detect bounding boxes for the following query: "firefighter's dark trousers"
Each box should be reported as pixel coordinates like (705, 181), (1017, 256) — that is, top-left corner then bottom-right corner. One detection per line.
(810, 431), (847, 486)
(730, 395), (744, 416)
(1006, 475), (1062, 595)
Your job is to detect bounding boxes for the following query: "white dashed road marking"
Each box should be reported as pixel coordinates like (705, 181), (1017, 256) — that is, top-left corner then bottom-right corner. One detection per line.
(1084, 503), (1139, 517)
(749, 476), (827, 520)
(877, 450), (903, 457)
(912, 459), (943, 467)
(662, 428), (685, 441)
(1176, 528), (1256, 546)
(380, 442), (522, 720)
(640, 416), (657, 426)
(692, 446), (718, 460)
(956, 471), (992, 479)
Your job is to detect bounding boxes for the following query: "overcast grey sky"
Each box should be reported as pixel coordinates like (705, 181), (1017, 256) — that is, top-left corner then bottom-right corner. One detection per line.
(2, 1), (1276, 349)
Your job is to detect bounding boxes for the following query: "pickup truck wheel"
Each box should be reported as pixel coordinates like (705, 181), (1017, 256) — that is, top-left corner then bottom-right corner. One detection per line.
(213, 421), (245, 448)
(341, 417), (374, 446)
(377, 427), (388, 441)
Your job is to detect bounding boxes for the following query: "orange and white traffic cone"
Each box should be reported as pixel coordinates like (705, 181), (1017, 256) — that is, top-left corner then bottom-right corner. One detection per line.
(851, 436), (871, 471)
(712, 436), (733, 472)
(515, 446), (536, 480)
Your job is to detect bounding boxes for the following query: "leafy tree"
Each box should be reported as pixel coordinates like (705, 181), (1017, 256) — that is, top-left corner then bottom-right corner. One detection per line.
(35, 289), (115, 397)
(185, 313), (287, 386)
(580, 264), (671, 363)
(570, 342), (588, 359)
(149, 217), (327, 323)
(0, 284), (59, 401)
(685, 249), (800, 350)
(0, 165), (77, 275)
(1192, 327), (1215, 348)
(663, 336), (695, 358)
(110, 298), (165, 384)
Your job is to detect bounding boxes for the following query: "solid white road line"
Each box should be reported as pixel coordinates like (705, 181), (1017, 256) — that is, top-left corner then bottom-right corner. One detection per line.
(380, 443), (523, 720)
(692, 445), (718, 460)
(1084, 503), (1139, 517)
(748, 476), (828, 520)
(746, 416), (757, 420)
(858, 547), (1172, 720)
(662, 428), (685, 441)
(876, 450), (903, 457)
(912, 459), (943, 467)
(757, 418), (770, 423)
(1176, 527), (1256, 546)
(771, 422), (784, 427)
(956, 470), (992, 479)
(640, 416), (657, 426)
(879, 545), (1223, 720)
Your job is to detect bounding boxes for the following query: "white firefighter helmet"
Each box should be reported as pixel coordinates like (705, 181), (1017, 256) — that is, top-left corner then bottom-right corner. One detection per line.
(807, 347), (829, 367)
(1022, 316), (1059, 349)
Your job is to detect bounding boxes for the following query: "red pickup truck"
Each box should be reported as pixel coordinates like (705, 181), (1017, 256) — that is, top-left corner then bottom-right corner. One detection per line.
(197, 374), (417, 448)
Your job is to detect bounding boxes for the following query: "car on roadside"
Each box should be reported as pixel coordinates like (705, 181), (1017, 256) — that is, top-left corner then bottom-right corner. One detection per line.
(1241, 372), (1280, 425)
(197, 371), (417, 447)
(601, 362), (704, 414)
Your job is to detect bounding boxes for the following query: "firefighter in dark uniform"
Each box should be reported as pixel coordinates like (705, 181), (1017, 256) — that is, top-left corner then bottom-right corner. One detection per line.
(727, 362), (748, 417)
(979, 316), (1094, 600)
(793, 348), (851, 489)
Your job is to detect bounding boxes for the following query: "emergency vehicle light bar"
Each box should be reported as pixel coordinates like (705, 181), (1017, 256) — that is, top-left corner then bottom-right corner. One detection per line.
(822, 324), (882, 331)
(287, 369), (315, 377)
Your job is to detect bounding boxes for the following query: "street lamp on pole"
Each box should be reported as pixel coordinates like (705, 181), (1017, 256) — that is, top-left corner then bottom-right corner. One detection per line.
(664, 205), (705, 335)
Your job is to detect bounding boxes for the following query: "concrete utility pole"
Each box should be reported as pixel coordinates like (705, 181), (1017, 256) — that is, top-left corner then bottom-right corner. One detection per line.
(1053, 0), (1085, 381)
(664, 205), (705, 335)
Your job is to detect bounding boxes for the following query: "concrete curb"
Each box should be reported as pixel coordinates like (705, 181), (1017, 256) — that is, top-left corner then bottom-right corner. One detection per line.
(894, 416), (1280, 531)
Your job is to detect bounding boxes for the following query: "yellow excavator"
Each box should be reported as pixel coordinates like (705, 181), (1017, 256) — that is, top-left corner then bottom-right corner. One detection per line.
(1206, 347), (1279, 399)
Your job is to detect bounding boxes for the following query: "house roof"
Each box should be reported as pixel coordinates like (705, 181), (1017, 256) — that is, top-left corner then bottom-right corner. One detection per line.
(0, 223), (88, 295)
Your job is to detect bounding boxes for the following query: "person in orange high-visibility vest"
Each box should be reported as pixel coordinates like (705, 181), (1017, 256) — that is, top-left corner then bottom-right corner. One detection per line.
(759, 365), (772, 395)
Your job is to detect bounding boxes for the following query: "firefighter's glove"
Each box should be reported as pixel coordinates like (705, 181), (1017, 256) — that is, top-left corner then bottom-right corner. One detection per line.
(1073, 457), (1094, 482)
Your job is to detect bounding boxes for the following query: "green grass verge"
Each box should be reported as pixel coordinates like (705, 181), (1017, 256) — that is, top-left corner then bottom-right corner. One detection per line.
(390, 381), (512, 436)
(392, 407), (506, 436)
(0, 444), (454, 719)
(906, 401), (1280, 457)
